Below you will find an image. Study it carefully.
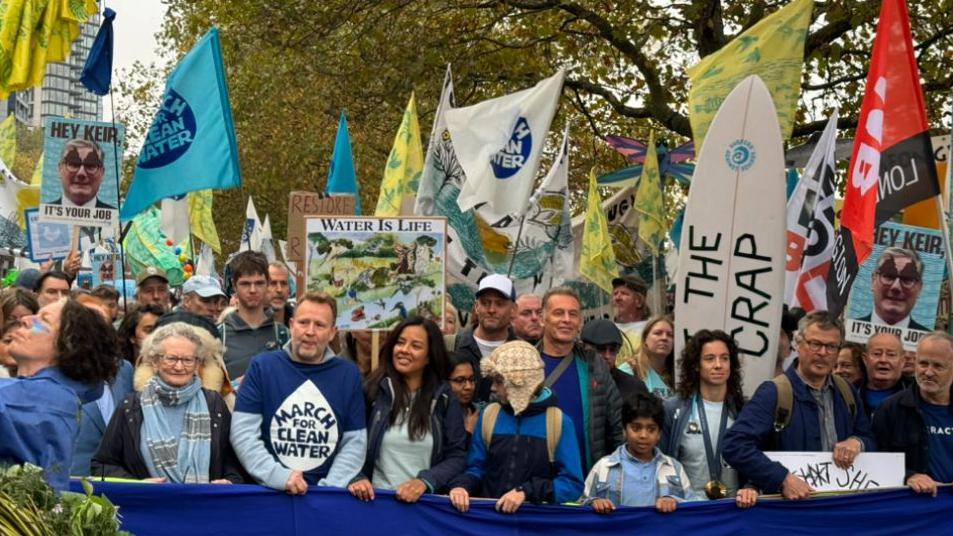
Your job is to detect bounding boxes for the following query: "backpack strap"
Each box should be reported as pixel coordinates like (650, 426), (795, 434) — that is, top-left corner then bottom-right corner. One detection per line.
(481, 402), (502, 450)
(545, 406), (563, 464)
(772, 374), (794, 432)
(831, 374), (857, 420)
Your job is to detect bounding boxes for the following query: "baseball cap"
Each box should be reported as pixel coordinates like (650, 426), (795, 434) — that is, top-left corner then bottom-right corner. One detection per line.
(581, 319), (623, 347)
(136, 266), (168, 286)
(475, 273), (516, 301)
(182, 275), (225, 298)
(612, 274), (648, 294)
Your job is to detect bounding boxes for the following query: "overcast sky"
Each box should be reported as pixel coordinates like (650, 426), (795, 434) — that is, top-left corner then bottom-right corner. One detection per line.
(102, 0), (167, 117)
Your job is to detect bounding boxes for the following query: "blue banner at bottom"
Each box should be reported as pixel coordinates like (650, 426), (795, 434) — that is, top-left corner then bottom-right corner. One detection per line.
(70, 481), (951, 536)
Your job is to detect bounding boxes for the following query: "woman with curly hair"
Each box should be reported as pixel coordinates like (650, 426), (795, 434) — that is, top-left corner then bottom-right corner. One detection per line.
(0, 299), (119, 489)
(619, 315), (675, 398)
(660, 329), (756, 507)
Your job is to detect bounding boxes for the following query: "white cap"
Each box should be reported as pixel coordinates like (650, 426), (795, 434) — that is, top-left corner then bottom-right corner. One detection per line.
(476, 273), (516, 301)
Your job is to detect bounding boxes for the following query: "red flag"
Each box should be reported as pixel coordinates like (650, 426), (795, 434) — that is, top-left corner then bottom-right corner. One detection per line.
(827, 0), (940, 315)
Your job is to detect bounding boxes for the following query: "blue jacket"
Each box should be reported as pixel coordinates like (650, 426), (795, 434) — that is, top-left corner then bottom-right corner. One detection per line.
(357, 378), (467, 493)
(449, 388), (584, 504)
(722, 367), (875, 493)
(0, 367), (102, 490)
(72, 360), (134, 476)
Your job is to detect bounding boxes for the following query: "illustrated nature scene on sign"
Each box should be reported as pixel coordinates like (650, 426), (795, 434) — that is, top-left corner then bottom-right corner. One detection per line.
(305, 217), (446, 330)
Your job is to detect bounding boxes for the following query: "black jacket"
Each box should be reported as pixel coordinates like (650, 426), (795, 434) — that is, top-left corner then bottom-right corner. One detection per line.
(90, 389), (246, 483)
(356, 378), (467, 493)
(872, 385), (953, 482)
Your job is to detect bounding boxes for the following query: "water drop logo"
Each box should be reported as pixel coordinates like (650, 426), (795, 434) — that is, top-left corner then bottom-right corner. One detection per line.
(138, 89), (197, 169)
(490, 117), (532, 180)
(725, 139), (756, 172)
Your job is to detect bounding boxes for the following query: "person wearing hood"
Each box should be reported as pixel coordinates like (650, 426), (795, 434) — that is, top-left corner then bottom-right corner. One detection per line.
(0, 299), (119, 490)
(448, 340), (584, 514)
(348, 317), (467, 503)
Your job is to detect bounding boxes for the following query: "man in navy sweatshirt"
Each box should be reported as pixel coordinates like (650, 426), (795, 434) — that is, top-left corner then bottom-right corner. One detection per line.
(230, 291), (367, 494)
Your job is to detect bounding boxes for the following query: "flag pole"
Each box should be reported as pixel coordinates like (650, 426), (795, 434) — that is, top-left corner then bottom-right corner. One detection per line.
(506, 213), (528, 278)
(107, 87), (130, 315)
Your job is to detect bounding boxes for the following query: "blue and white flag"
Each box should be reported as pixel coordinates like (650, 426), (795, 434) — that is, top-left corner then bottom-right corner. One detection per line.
(240, 196), (262, 252)
(120, 27), (241, 221)
(447, 70), (565, 215)
(326, 111), (361, 214)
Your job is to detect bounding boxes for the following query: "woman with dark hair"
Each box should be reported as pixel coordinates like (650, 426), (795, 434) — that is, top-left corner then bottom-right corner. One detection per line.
(0, 287), (39, 324)
(347, 316), (467, 503)
(619, 315), (675, 398)
(661, 329), (755, 506)
(0, 299), (119, 489)
(117, 304), (164, 365)
(447, 352), (482, 439)
(834, 342), (867, 387)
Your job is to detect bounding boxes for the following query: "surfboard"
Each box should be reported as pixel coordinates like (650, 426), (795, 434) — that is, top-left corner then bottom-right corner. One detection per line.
(675, 75), (786, 397)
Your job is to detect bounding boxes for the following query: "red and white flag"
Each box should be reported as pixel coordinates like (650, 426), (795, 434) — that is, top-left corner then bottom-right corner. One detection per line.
(785, 113), (838, 312)
(826, 0), (940, 315)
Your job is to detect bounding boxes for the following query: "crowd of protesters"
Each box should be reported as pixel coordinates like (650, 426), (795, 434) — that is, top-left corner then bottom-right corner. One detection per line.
(2, 256), (952, 517)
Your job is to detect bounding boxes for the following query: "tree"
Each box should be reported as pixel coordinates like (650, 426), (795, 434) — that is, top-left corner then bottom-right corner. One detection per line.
(140, 0), (952, 253)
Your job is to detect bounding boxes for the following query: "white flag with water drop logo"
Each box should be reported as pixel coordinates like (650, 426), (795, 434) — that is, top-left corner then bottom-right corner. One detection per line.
(447, 70), (565, 216)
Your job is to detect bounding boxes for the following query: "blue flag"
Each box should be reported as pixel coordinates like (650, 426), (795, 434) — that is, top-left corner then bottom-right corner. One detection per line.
(326, 111), (361, 214)
(120, 27), (241, 221)
(79, 8), (116, 96)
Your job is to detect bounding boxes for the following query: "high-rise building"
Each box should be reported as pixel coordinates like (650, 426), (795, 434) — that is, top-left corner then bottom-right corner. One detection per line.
(13, 14), (103, 127)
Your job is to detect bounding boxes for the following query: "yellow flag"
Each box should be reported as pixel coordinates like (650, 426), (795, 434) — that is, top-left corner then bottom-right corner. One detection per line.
(0, 114), (15, 167)
(188, 189), (221, 253)
(635, 132), (666, 255)
(579, 168), (619, 294)
(687, 0), (813, 150)
(16, 185), (39, 229)
(375, 93), (424, 216)
(30, 152), (43, 186)
(0, 0), (98, 97)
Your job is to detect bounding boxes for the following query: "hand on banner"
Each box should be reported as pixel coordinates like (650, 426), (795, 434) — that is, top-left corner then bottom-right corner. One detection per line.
(736, 488), (759, 508)
(395, 479), (427, 503)
(63, 249), (81, 278)
(781, 473), (813, 500)
(590, 498), (616, 514)
(449, 487), (470, 512)
(348, 478), (375, 502)
(143, 477), (167, 483)
(210, 479), (233, 485)
(832, 437), (863, 469)
(495, 488), (526, 514)
(285, 471), (308, 495)
(655, 496), (677, 513)
(906, 473), (938, 497)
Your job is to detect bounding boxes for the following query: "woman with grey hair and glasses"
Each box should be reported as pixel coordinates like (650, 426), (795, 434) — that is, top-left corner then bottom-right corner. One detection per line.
(92, 322), (246, 483)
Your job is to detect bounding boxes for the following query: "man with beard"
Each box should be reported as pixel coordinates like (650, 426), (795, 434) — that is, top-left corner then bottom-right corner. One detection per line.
(453, 274), (518, 402)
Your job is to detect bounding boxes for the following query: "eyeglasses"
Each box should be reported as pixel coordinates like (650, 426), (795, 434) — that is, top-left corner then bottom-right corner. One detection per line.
(61, 159), (103, 173)
(450, 376), (476, 386)
(876, 270), (920, 289)
(159, 354), (198, 366)
(801, 339), (840, 354)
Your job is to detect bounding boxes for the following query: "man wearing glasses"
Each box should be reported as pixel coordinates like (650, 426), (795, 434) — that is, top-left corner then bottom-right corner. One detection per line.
(860, 247), (927, 330)
(54, 139), (115, 209)
(724, 312), (876, 500)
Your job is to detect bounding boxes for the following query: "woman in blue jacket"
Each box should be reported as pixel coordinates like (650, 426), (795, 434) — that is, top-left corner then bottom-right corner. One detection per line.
(0, 299), (119, 490)
(348, 316), (467, 502)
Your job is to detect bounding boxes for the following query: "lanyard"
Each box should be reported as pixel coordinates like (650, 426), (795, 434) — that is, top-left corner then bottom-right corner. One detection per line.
(694, 394), (730, 482)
